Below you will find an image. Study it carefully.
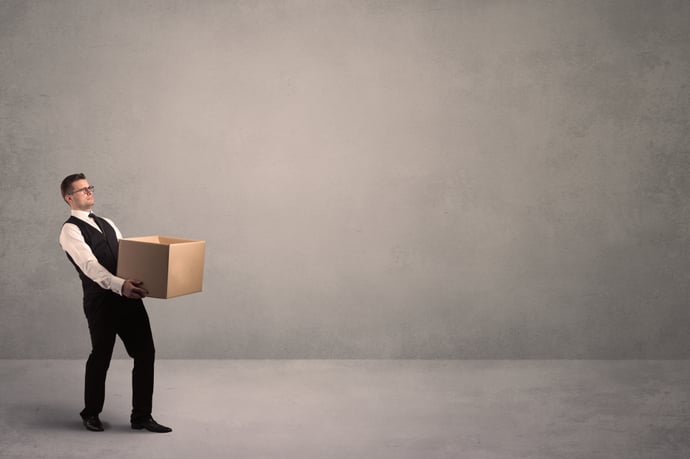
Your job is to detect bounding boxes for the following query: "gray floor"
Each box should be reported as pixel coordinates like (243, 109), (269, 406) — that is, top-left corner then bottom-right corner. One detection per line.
(0, 360), (688, 459)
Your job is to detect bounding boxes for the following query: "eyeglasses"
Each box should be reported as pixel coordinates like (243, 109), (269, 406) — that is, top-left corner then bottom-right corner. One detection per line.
(69, 185), (95, 195)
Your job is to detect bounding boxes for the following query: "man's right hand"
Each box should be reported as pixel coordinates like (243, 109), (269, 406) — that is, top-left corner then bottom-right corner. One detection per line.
(122, 279), (148, 299)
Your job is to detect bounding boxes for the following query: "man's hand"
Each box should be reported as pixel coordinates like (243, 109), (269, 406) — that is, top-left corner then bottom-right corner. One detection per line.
(122, 279), (148, 299)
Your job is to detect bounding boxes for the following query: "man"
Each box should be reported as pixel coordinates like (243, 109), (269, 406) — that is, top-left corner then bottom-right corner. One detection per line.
(59, 173), (172, 433)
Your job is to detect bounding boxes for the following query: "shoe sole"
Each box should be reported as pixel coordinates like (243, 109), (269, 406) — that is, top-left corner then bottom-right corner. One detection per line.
(131, 424), (172, 433)
(84, 424), (104, 432)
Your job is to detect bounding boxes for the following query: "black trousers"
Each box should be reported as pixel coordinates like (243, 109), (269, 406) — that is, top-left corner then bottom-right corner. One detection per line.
(81, 292), (155, 422)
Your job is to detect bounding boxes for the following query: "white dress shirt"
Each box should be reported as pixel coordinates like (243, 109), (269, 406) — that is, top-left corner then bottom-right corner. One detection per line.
(59, 209), (126, 295)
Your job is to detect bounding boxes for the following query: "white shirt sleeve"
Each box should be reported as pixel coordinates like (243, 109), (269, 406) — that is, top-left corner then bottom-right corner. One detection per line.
(59, 222), (126, 295)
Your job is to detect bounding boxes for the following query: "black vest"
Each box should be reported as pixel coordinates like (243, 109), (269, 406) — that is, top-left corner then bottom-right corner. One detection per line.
(64, 215), (120, 305)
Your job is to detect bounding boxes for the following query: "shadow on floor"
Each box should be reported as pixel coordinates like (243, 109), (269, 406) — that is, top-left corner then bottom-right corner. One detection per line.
(7, 403), (156, 434)
(7, 403), (84, 432)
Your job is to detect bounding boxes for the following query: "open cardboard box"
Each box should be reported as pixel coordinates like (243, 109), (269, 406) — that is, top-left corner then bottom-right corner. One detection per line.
(117, 236), (206, 299)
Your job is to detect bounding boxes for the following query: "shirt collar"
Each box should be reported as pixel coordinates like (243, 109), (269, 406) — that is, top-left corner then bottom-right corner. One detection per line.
(71, 209), (92, 218)
(70, 209), (95, 223)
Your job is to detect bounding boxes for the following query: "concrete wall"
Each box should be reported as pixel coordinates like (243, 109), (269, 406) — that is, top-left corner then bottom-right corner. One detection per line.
(1, 0), (689, 358)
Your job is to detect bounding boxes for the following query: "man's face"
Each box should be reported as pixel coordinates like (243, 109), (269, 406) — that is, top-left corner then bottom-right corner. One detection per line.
(65, 179), (94, 211)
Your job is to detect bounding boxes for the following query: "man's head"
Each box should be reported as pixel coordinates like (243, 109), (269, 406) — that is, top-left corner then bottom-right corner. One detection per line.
(61, 173), (94, 211)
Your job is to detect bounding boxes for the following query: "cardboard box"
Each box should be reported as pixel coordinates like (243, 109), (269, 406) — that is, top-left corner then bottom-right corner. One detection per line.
(117, 236), (206, 299)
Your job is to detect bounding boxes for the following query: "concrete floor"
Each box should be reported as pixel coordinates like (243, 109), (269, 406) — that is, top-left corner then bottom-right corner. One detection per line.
(0, 360), (688, 459)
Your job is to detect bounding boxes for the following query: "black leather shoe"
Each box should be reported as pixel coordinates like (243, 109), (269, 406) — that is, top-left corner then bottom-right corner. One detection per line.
(131, 416), (172, 433)
(81, 415), (104, 432)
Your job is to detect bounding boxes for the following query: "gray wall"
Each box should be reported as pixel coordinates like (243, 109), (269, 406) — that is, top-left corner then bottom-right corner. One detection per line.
(1, 0), (689, 359)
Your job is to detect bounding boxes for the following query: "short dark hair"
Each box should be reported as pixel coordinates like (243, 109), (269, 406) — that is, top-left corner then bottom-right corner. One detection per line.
(61, 173), (86, 199)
